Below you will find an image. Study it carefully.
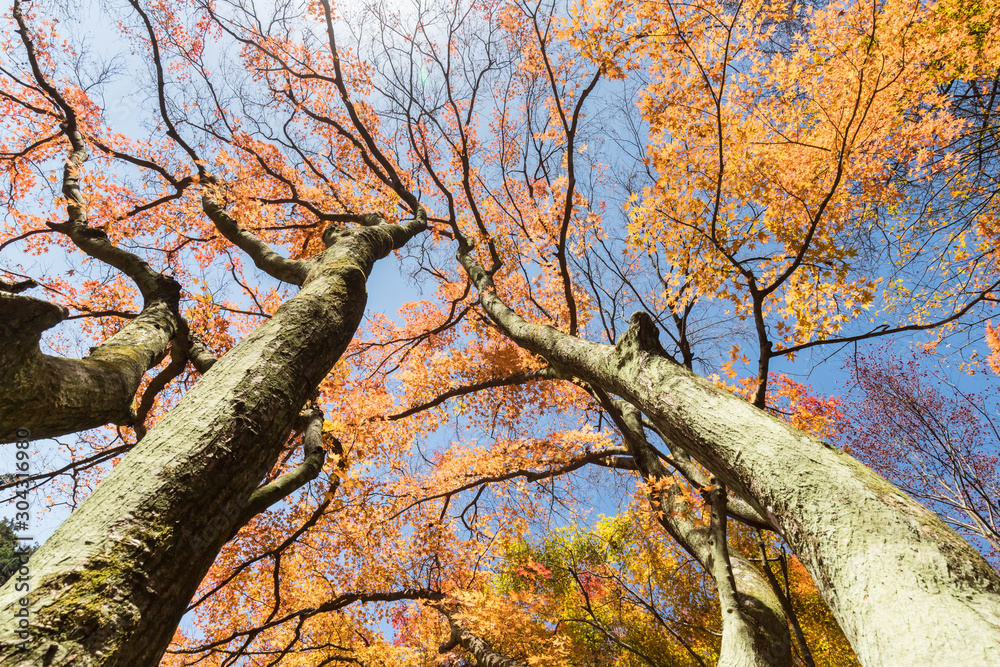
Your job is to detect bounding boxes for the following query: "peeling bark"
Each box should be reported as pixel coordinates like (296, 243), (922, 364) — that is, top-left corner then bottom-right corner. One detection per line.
(459, 245), (1000, 664)
(0, 215), (425, 666)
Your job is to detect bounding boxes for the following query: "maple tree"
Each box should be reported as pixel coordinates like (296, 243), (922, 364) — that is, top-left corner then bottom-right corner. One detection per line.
(381, 509), (858, 665)
(0, 0), (998, 664)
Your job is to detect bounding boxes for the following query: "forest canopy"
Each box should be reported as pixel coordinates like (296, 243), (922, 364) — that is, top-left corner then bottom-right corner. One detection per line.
(0, 0), (998, 664)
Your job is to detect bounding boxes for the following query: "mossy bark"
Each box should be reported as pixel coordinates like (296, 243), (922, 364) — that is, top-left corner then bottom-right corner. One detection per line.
(0, 218), (423, 666)
(0, 288), (179, 443)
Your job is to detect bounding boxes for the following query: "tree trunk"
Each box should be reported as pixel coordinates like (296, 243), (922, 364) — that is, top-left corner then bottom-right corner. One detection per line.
(0, 218), (424, 666)
(460, 249), (1000, 664)
(603, 396), (790, 666)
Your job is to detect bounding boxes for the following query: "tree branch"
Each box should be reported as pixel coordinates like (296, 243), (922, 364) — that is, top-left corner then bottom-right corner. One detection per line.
(201, 180), (310, 286)
(0, 2), (181, 441)
(234, 407), (337, 531)
(385, 367), (556, 421)
(436, 606), (527, 667)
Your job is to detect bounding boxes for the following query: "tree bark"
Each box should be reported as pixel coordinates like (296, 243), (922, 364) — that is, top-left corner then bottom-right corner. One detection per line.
(230, 406), (336, 537)
(459, 247), (1000, 664)
(0, 216), (425, 666)
(599, 394), (790, 666)
(0, 14), (184, 443)
(438, 609), (528, 667)
(0, 118), (182, 443)
(0, 285), (179, 442)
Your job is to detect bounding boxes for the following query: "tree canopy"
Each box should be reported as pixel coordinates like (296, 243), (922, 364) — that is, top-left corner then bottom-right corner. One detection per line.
(0, 0), (998, 664)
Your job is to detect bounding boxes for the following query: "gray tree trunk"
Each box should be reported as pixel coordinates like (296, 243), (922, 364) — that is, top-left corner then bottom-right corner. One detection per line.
(0, 290), (178, 442)
(459, 248), (1000, 665)
(0, 217), (424, 666)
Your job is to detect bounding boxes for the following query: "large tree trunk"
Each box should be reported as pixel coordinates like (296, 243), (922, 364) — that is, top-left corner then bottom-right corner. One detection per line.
(0, 217), (424, 666)
(460, 249), (1000, 664)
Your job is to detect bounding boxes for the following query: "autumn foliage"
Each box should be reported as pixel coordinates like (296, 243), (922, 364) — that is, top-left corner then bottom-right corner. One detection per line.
(0, 0), (998, 663)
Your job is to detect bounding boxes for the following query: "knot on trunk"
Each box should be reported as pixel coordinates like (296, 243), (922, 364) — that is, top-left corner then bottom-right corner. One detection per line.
(614, 312), (665, 364)
(150, 274), (183, 311)
(322, 224), (352, 248)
